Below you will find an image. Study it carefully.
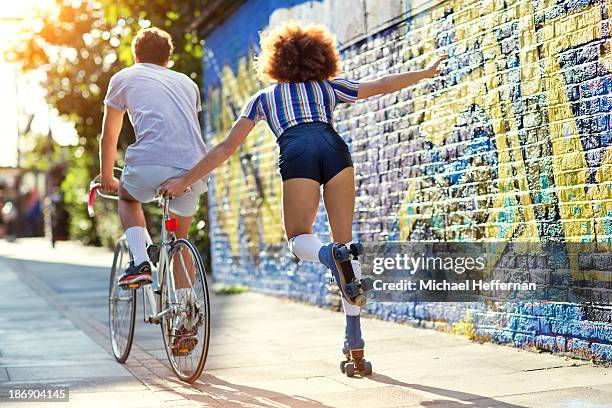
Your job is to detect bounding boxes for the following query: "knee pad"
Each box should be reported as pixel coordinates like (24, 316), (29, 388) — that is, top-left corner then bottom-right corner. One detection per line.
(287, 236), (298, 258)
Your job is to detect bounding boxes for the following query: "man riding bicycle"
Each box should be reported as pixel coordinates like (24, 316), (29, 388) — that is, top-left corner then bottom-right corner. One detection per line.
(99, 27), (207, 289)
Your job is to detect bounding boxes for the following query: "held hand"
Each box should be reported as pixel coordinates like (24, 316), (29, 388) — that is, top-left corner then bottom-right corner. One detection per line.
(100, 175), (119, 193)
(426, 54), (448, 77)
(159, 176), (189, 199)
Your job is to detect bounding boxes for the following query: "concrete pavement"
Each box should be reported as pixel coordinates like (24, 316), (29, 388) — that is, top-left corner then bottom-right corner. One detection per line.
(0, 238), (610, 407)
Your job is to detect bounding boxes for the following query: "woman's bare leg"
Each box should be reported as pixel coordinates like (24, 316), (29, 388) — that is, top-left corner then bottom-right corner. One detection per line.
(283, 178), (321, 239)
(283, 178), (324, 261)
(322, 167), (355, 244)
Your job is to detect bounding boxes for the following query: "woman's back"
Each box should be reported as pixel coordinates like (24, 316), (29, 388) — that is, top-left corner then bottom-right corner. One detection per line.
(240, 78), (359, 138)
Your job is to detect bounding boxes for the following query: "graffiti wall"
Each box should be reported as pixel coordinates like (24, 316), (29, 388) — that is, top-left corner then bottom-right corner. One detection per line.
(202, 0), (611, 361)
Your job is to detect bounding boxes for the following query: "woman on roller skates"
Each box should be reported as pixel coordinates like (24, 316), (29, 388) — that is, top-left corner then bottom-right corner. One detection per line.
(160, 21), (446, 377)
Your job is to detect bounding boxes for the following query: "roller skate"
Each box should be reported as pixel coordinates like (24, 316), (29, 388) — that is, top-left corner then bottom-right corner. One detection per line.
(340, 315), (372, 377)
(319, 242), (373, 307)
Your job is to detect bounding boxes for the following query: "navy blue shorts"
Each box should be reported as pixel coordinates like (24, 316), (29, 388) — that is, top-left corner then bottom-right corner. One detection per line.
(278, 122), (353, 185)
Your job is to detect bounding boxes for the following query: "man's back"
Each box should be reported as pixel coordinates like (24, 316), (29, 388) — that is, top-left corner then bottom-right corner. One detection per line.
(105, 63), (207, 170)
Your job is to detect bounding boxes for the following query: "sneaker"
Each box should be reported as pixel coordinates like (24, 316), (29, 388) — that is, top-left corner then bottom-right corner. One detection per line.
(118, 261), (152, 287)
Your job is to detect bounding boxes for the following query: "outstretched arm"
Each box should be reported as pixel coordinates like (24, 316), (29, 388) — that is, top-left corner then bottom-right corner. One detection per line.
(357, 54), (447, 100)
(159, 117), (255, 197)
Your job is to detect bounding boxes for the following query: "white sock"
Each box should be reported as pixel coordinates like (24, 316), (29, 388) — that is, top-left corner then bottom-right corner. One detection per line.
(342, 298), (361, 316)
(288, 234), (324, 262)
(125, 226), (149, 265)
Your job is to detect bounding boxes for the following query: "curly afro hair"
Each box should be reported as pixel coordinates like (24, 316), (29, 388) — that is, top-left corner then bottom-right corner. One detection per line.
(255, 21), (340, 83)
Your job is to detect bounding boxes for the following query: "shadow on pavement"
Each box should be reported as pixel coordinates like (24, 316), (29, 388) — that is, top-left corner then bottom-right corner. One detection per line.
(5, 255), (332, 407)
(184, 374), (333, 407)
(368, 373), (523, 407)
(3, 251), (524, 407)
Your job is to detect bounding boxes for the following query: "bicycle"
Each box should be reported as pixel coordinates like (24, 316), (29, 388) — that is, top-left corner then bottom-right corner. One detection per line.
(88, 169), (211, 383)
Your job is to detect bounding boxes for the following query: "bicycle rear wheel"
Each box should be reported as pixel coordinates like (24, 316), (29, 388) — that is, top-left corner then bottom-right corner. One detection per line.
(108, 239), (136, 363)
(160, 239), (211, 383)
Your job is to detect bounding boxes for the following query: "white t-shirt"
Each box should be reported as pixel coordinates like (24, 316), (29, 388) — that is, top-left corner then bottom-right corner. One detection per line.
(104, 63), (207, 170)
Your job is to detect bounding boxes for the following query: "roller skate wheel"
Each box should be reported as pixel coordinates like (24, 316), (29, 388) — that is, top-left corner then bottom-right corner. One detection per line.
(334, 245), (351, 262)
(360, 277), (374, 292)
(364, 361), (373, 376)
(340, 360), (348, 374)
(345, 363), (355, 377)
(354, 294), (367, 307)
(349, 242), (364, 256)
(346, 282), (359, 297)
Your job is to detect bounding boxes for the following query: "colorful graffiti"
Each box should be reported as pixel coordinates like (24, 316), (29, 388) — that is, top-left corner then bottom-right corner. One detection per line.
(202, 0), (611, 361)
(206, 57), (285, 256)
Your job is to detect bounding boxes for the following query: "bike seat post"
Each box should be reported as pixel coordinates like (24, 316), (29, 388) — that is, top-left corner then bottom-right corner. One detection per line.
(161, 197), (171, 244)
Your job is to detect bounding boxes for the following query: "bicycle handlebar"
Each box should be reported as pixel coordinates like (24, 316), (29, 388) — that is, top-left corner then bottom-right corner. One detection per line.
(88, 168), (121, 217)
(88, 167), (191, 218)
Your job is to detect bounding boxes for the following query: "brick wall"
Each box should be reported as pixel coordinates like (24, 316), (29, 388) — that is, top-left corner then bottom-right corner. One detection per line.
(201, 0), (611, 362)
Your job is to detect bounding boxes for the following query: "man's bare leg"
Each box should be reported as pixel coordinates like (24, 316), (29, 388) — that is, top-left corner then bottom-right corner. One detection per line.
(169, 212), (195, 289)
(117, 183), (152, 285)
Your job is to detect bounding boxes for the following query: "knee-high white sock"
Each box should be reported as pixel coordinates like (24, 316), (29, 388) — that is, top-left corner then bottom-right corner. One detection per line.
(125, 226), (149, 265)
(288, 234), (324, 262)
(342, 297), (361, 316)
(342, 259), (362, 316)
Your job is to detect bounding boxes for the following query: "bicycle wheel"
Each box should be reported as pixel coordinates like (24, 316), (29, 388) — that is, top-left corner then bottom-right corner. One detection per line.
(160, 239), (210, 383)
(108, 239), (136, 363)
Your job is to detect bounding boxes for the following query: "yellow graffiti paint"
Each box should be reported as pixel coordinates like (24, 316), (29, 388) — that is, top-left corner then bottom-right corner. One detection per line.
(540, 2), (603, 242)
(401, 0), (612, 246)
(415, 0), (539, 242)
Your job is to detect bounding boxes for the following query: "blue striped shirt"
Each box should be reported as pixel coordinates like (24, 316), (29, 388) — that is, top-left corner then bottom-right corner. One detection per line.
(240, 79), (359, 138)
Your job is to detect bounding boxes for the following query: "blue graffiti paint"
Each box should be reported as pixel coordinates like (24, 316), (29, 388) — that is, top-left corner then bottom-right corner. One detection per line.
(203, 0), (321, 94)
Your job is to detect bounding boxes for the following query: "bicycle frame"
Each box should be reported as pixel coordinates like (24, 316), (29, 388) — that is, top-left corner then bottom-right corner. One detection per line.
(95, 168), (210, 382)
(141, 197), (178, 324)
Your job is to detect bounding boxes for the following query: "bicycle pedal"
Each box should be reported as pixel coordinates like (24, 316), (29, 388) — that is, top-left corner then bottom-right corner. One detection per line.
(120, 282), (141, 289)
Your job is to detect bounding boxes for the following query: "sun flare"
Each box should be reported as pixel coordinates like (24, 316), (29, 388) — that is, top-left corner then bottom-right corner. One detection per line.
(0, 0), (58, 18)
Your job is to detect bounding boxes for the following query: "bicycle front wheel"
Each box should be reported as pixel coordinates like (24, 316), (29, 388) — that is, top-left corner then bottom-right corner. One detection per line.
(160, 239), (211, 383)
(108, 239), (136, 363)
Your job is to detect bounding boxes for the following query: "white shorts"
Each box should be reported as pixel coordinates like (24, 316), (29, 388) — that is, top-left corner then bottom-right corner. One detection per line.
(120, 165), (207, 217)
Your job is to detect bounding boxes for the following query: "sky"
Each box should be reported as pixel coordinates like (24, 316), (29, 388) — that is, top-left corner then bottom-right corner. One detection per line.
(0, 0), (78, 168)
